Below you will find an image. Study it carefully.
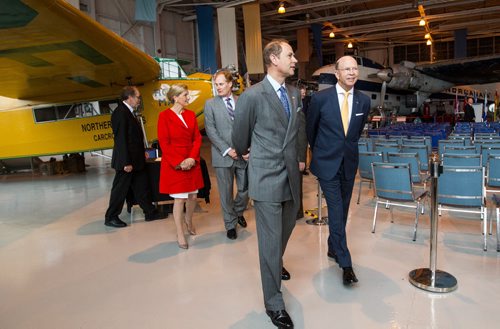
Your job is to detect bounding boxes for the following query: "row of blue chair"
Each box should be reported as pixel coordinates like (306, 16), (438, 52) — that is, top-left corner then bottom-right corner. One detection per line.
(359, 152), (500, 251)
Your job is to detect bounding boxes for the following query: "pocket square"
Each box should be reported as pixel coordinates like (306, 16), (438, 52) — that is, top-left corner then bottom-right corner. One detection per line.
(355, 113), (364, 116)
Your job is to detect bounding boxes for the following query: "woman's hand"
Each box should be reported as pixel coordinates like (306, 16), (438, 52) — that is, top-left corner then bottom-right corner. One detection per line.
(180, 158), (196, 170)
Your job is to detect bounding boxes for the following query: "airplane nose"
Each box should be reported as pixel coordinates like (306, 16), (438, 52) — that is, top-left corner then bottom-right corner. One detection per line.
(376, 69), (393, 82)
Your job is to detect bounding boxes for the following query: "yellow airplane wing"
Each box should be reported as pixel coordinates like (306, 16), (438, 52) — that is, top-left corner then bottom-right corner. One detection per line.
(0, 0), (160, 105)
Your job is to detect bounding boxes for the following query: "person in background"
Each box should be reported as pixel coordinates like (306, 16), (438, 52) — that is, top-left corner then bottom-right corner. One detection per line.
(157, 84), (204, 249)
(104, 86), (166, 228)
(232, 39), (300, 329)
(204, 69), (249, 240)
(306, 56), (370, 286)
(464, 97), (476, 122)
(296, 86), (308, 220)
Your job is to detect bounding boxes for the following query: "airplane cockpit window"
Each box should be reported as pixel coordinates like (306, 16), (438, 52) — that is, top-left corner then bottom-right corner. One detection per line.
(155, 58), (187, 80)
(33, 99), (117, 123)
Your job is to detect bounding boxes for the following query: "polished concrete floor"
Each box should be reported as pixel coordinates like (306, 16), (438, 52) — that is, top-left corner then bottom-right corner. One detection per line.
(1, 138), (500, 329)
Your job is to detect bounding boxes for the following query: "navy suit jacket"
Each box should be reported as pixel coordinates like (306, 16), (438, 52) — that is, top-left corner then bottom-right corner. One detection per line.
(306, 86), (370, 181)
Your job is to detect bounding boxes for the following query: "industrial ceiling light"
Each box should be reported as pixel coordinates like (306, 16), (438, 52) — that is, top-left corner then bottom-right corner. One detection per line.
(424, 33), (431, 39)
(329, 31), (335, 38)
(347, 42), (353, 48)
(278, 2), (285, 14)
(426, 39), (432, 46)
(419, 18), (426, 26)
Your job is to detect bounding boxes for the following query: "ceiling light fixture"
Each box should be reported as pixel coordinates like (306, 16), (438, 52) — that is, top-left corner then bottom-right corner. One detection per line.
(419, 18), (426, 26)
(347, 42), (353, 48)
(426, 39), (432, 46)
(278, 2), (285, 14)
(329, 31), (335, 38)
(424, 33), (431, 39)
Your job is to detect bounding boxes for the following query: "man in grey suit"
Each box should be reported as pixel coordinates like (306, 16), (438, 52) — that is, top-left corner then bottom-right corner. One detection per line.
(204, 69), (249, 240)
(232, 39), (300, 329)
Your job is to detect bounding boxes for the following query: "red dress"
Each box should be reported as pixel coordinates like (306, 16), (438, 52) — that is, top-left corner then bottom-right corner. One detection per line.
(157, 108), (204, 194)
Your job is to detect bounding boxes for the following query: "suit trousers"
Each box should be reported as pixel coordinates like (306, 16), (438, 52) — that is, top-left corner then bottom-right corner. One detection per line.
(214, 166), (248, 230)
(105, 169), (155, 219)
(319, 165), (355, 268)
(253, 199), (297, 311)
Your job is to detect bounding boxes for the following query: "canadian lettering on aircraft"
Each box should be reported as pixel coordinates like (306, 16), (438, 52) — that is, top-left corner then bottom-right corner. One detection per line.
(80, 120), (114, 143)
(445, 87), (490, 99)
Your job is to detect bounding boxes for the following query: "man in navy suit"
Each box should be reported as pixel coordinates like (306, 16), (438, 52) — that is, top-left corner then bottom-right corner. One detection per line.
(306, 56), (370, 285)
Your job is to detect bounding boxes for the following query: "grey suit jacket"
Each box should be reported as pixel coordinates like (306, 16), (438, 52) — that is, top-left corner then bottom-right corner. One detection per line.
(204, 95), (246, 168)
(232, 78), (301, 203)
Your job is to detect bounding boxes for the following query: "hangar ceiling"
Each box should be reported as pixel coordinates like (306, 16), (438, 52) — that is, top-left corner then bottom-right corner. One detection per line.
(157, 0), (500, 53)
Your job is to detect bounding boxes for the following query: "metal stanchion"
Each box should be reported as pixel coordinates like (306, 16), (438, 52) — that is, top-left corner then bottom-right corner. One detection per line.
(408, 155), (457, 293)
(306, 180), (328, 226)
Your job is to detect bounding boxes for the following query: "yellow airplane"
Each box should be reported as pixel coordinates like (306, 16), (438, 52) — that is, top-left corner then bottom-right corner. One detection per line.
(0, 0), (243, 160)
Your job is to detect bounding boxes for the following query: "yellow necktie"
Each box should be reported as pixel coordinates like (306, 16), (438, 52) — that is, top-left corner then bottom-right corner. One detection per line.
(341, 91), (350, 134)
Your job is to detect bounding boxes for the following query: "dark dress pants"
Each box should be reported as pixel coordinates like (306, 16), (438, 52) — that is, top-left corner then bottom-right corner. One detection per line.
(105, 168), (154, 219)
(319, 164), (355, 268)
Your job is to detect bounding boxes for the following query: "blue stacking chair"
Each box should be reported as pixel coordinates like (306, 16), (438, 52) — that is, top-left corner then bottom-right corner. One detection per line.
(473, 140), (500, 153)
(358, 141), (369, 152)
(486, 155), (500, 242)
(371, 162), (428, 241)
(441, 153), (481, 167)
(374, 142), (399, 162)
(437, 166), (487, 251)
(448, 135), (472, 146)
(438, 139), (464, 157)
(387, 152), (429, 189)
(443, 145), (477, 155)
(401, 144), (429, 172)
(357, 151), (383, 204)
(480, 146), (500, 167)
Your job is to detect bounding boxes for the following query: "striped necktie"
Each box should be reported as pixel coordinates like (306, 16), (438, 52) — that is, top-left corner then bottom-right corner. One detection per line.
(279, 86), (291, 120)
(225, 97), (234, 120)
(341, 91), (350, 134)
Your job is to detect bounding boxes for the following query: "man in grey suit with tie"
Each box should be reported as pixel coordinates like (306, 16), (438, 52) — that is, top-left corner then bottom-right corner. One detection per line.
(232, 39), (300, 329)
(204, 69), (249, 240)
(306, 56), (370, 286)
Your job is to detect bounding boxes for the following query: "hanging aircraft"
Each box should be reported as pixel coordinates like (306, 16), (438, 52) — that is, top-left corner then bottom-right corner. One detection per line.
(0, 0), (243, 161)
(312, 55), (500, 117)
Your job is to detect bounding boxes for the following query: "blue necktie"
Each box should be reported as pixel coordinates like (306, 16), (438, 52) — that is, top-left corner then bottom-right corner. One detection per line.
(279, 86), (291, 119)
(225, 97), (234, 120)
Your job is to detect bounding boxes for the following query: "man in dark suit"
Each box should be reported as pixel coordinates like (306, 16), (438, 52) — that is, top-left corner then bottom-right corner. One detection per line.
(464, 97), (476, 122)
(204, 69), (249, 240)
(104, 86), (165, 228)
(306, 56), (370, 285)
(232, 39), (300, 329)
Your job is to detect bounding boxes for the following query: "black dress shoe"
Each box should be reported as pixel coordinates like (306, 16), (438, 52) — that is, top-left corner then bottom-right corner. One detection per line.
(327, 250), (339, 263)
(237, 216), (247, 227)
(343, 267), (358, 285)
(226, 228), (237, 240)
(281, 267), (291, 280)
(145, 209), (167, 221)
(265, 309), (294, 328)
(105, 217), (127, 228)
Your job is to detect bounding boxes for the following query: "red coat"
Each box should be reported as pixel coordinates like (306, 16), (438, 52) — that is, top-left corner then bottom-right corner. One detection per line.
(157, 108), (204, 194)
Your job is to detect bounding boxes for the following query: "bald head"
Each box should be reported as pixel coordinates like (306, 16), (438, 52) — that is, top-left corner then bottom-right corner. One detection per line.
(334, 56), (359, 91)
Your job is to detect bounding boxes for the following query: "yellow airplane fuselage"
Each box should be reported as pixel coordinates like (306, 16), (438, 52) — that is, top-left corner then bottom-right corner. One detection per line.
(0, 75), (214, 160)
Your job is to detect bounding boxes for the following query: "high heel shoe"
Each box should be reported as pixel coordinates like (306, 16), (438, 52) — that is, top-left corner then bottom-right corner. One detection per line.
(185, 220), (197, 235)
(177, 235), (188, 249)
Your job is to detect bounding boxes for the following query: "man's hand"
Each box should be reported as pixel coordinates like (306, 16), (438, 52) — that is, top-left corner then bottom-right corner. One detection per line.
(227, 149), (239, 160)
(242, 153), (250, 161)
(124, 165), (133, 173)
(299, 162), (306, 172)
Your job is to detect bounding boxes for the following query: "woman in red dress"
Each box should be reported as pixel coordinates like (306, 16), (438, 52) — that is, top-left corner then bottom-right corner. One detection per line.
(158, 84), (204, 249)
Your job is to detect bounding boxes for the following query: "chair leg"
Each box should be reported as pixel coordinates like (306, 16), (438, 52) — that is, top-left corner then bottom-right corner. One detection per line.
(483, 206), (487, 251)
(357, 179), (362, 204)
(496, 207), (499, 252)
(372, 200), (379, 233)
(413, 203), (420, 241)
(489, 206), (493, 235)
(389, 205), (394, 223)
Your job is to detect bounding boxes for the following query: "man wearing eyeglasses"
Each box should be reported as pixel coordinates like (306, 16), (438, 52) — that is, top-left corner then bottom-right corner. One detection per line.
(104, 86), (166, 228)
(306, 56), (370, 285)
